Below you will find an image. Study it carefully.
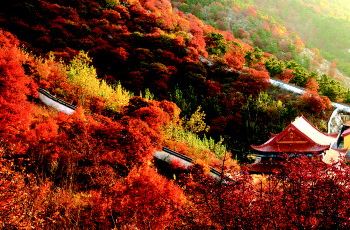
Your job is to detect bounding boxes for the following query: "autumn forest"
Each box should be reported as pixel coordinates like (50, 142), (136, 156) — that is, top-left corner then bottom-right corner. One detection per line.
(1, 0), (350, 229)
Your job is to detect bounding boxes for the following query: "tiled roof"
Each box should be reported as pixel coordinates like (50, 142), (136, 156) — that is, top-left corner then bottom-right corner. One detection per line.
(251, 116), (336, 153)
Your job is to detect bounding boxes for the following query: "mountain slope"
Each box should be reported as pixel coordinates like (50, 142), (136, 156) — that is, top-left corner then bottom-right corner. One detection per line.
(0, 29), (236, 228)
(248, 0), (350, 77)
(0, 0), (340, 159)
(172, 0), (350, 87)
(2, 0), (350, 228)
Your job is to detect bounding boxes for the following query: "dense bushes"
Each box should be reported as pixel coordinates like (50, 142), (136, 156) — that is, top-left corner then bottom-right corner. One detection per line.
(0, 29), (245, 228)
(0, 0), (349, 226)
(0, 0), (337, 162)
(67, 51), (131, 111)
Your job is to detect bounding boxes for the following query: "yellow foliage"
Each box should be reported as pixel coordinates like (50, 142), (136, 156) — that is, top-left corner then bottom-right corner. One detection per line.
(184, 106), (209, 133)
(67, 51), (131, 111)
(164, 124), (226, 159)
(105, 0), (120, 8)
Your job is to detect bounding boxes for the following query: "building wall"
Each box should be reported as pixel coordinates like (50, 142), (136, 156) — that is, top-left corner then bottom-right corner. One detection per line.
(344, 135), (350, 149)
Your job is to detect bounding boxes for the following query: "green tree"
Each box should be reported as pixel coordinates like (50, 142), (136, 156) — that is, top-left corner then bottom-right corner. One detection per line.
(317, 74), (345, 101)
(286, 62), (310, 87)
(265, 57), (285, 76)
(105, 0), (119, 9)
(245, 47), (264, 67)
(344, 90), (350, 103)
(206, 32), (228, 56)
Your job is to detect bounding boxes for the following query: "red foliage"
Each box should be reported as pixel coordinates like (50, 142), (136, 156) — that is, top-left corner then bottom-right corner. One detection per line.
(1, 1), (347, 228)
(111, 47), (129, 62)
(31, 118), (59, 142)
(300, 91), (332, 114)
(0, 162), (28, 227)
(0, 30), (36, 154)
(175, 157), (350, 229)
(232, 67), (270, 97)
(206, 79), (221, 96)
(102, 9), (122, 24)
(245, 6), (258, 17)
(275, 158), (350, 229)
(209, 116), (231, 134)
(305, 77), (319, 92)
(112, 166), (185, 228)
(129, 103), (174, 132)
(278, 69), (294, 82)
(224, 49), (245, 70)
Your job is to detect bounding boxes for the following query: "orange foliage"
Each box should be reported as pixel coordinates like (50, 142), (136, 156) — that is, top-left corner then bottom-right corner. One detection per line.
(34, 54), (77, 105)
(111, 47), (129, 62)
(31, 117), (59, 142)
(305, 77), (319, 92)
(0, 162), (28, 227)
(132, 105), (171, 129)
(112, 166), (186, 228)
(224, 49), (245, 70)
(0, 30), (36, 154)
(278, 69), (294, 83)
(158, 100), (181, 119)
(232, 67), (270, 96)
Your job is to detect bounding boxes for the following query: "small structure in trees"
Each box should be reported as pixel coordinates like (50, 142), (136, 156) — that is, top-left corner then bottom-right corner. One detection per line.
(249, 116), (337, 173)
(331, 122), (350, 161)
(340, 131), (350, 161)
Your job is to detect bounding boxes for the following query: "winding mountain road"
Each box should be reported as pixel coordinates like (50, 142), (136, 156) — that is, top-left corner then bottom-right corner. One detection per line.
(269, 78), (350, 113)
(199, 55), (350, 113)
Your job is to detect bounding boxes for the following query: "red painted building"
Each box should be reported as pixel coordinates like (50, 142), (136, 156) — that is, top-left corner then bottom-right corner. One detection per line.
(249, 116), (336, 174)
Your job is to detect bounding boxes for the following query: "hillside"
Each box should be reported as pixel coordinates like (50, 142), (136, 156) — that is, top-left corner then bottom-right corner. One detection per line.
(0, 29), (239, 228)
(172, 0), (350, 87)
(1, 0), (350, 228)
(252, 0), (350, 77)
(0, 0), (343, 156)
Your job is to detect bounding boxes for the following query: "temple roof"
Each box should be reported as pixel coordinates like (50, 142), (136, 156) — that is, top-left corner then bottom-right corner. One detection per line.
(293, 116), (336, 145)
(251, 116), (336, 153)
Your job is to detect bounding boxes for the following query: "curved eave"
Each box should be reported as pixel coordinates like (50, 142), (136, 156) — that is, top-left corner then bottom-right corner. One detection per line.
(292, 116), (336, 145)
(331, 147), (348, 154)
(251, 118), (334, 153)
(251, 144), (330, 153)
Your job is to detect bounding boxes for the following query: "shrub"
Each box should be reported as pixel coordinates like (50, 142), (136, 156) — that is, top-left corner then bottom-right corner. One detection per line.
(105, 0), (119, 9)
(205, 32), (228, 56)
(164, 124), (227, 159)
(184, 106), (209, 133)
(67, 51), (131, 111)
